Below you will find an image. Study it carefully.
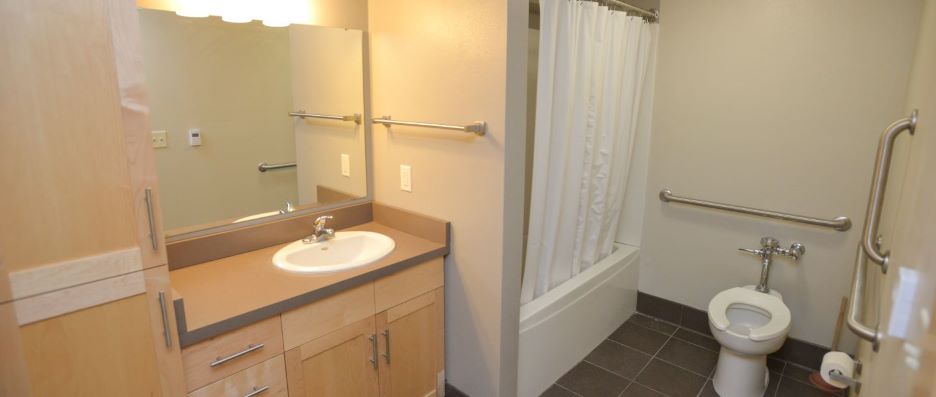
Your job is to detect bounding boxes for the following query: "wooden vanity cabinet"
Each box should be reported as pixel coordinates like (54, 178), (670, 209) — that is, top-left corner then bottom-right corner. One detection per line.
(282, 258), (445, 397)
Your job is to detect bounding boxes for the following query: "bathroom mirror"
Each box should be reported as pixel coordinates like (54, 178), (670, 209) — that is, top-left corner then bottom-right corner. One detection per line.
(137, 9), (368, 238)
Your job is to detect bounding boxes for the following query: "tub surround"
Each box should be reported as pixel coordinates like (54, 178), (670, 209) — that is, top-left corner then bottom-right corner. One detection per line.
(169, 202), (450, 347)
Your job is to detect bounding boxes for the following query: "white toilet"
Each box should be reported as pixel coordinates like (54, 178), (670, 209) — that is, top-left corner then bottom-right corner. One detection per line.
(708, 286), (791, 397)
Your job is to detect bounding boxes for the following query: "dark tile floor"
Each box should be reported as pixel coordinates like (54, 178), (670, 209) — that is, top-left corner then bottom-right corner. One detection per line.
(544, 313), (845, 397)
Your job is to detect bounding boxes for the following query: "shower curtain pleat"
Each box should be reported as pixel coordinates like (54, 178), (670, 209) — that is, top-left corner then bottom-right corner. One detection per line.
(521, 0), (657, 304)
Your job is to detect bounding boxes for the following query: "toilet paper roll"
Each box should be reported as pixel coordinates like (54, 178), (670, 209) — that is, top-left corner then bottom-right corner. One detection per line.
(820, 351), (855, 389)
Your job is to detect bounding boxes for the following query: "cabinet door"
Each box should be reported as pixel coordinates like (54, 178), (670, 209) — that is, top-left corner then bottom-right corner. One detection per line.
(377, 288), (445, 397)
(284, 317), (379, 397)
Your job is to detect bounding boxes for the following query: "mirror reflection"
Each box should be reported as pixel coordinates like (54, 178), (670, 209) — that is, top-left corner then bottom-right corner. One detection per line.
(138, 9), (367, 236)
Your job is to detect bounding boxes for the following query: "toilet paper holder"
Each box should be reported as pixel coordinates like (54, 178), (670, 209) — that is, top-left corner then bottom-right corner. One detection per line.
(827, 360), (862, 393)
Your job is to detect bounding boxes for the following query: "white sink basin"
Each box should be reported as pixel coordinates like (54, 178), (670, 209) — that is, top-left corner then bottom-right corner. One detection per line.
(273, 231), (395, 274)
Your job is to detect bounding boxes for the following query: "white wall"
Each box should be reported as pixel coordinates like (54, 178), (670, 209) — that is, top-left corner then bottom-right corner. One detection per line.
(289, 26), (366, 203)
(367, 0), (526, 394)
(139, 10), (297, 231)
(639, 0), (922, 347)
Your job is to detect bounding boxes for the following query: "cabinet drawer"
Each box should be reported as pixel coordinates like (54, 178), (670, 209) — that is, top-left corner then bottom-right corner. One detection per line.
(281, 282), (375, 350)
(188, 355), (288, 397)
(183, 316), (284, 392)
(375, 257), (443, 313)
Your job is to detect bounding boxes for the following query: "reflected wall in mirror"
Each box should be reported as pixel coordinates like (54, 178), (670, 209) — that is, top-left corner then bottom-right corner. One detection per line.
(138, 9), (367, 236)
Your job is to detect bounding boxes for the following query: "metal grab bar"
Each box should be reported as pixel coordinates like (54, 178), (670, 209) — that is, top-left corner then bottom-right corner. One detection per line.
(847, 245), (881, 351)
(861, 110), (918, 273)
(659, 189), (852, 231)
(372, 116), (487, 136)
(257, 162), (296, 172)
(289, 110), (362, 124)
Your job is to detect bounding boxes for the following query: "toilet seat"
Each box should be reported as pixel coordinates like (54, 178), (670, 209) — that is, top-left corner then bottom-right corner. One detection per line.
(708, 287), (791, 342)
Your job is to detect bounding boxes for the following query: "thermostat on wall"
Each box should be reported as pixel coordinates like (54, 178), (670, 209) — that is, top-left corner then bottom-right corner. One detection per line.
(188, 128), (202, 146)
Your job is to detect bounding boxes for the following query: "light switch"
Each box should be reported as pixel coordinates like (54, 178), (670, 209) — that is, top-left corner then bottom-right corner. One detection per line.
(152, 130), (168, 148)
(341, 154), (350, 177)
(400, 165), (412, 192)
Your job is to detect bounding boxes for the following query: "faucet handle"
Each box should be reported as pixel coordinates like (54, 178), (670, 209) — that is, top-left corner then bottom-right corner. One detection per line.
(314, 215), (333, 228)
(787, 242), (806, 262)
(760, 237), (779, 249)
(738, 248), (763, 256)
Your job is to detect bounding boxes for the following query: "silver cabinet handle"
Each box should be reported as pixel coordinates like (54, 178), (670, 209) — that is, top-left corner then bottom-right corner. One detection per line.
(209, 344), (265, 367)
(157, 291), (171, 348)
(861, 110), (917, 273)
(243, 386), (270, 397)
(847, 245), (881, 351)
(368, 334), (378, 369)
(144, 188), (158, 251)
(381, 329), (391, 364)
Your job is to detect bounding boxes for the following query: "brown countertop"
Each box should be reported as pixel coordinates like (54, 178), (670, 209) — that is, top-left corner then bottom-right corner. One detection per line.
(170, 221), (448, 347)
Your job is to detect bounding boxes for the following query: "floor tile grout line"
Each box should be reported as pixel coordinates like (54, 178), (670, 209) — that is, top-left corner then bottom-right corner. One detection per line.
(552, 382), (584, 397)
(578, 358), (633, 382)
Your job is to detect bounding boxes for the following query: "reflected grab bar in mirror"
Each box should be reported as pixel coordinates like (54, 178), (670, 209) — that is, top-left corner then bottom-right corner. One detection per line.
(861, 110), (918, 273)
(289, 110), (361, 124)
(659, 189), (852, 231)
(847, 245), (881, 351)
(372, 115), (486, 136)
(257, 162), (296, 172)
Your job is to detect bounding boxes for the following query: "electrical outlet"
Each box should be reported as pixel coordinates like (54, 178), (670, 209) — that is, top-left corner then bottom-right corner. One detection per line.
(400, 165), (412, 192)
(152, 130), (168, 148)
(341, 154), (350, 177)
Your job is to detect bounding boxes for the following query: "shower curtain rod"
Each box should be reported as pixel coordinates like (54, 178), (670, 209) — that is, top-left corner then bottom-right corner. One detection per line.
(529, 0), (660, 22)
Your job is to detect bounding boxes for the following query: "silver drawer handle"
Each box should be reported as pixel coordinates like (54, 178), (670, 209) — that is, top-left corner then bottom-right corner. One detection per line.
(847, 245), (881, 351)
(144, 188), (158, 251)
(861, 109), (917, 273)
(243, 385), (270, 397)
(369, 334), (378, 369)
(381, 329), (391, 364)
(209, 343), (265, 367)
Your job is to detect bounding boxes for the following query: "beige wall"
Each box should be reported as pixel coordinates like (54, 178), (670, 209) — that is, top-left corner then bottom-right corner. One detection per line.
(289, 26), (366, 203)
(860, 0), (936, 394)
(639, 0), (922, 347)
(368, 0), (526, 394)
(139, 10), (298, 231)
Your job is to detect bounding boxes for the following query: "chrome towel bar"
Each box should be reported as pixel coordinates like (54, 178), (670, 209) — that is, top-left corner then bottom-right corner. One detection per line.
(289, 110), (361, 124)
(372, 115), (486, 136)
(257, 162), (296, 172)
(847, 245), (881, 351)
(659, 189), (852, 231)
(861, 110), (917, 273)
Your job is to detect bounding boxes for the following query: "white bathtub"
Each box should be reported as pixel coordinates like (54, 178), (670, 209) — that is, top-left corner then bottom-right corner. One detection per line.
(517, 244), (639, 397)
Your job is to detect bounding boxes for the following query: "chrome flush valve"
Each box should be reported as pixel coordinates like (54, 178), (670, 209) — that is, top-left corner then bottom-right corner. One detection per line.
(739, 237), (806, 293)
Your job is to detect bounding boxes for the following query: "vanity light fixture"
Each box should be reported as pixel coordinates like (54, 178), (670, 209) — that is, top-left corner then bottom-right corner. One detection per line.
(175, 0), (210, 18)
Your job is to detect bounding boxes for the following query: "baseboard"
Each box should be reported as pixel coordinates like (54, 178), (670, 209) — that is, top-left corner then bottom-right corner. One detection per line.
(636, 291), (831, 370)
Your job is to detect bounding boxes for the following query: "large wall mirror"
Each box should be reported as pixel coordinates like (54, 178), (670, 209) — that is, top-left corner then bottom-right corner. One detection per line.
(137, 8), (368, 239)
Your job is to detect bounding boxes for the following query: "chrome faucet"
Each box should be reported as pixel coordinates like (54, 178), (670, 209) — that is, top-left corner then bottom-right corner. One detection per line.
(278, 201), (295, 215)
(739, 237), (806, 293)
(303, 215), (335, 243)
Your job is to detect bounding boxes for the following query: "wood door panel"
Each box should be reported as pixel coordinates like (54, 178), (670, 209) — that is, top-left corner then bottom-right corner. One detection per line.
(285, 317), (378, 397)
(19, 294), (162, 396)
(378, 288), (444, 397)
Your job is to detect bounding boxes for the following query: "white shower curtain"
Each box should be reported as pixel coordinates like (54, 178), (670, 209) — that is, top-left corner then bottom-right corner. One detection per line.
(521, 0), (656, 303)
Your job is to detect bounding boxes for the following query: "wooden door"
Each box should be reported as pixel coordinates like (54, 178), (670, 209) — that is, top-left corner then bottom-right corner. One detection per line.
(284, 316), (380, 397)
(377, 288), (445, 397)
(0, 0), (184, 394)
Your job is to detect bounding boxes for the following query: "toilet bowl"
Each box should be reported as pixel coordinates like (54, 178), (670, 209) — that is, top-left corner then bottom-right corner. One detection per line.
(708, 286), (791, 397)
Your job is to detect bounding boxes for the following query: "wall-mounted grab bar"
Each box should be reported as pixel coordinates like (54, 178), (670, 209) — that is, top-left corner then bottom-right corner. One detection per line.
(861, 110), (918, 273)
(659, 189), (852, 231)
(847, 245), (881, 351)
(289, 110), (362, 124)
(372, 116), (486, 136)
(257, 162), (296, 172)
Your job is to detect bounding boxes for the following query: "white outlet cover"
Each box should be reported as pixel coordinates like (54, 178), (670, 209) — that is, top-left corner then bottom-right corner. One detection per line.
(400, 165), (412, 192)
